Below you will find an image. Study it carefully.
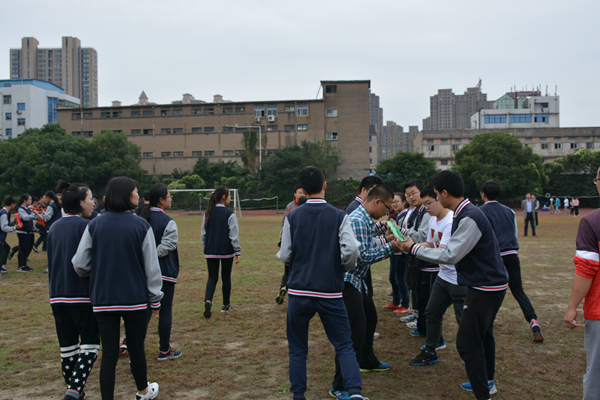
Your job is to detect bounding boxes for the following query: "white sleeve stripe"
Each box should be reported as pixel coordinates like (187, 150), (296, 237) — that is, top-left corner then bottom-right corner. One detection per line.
(576, 250), (599, 262)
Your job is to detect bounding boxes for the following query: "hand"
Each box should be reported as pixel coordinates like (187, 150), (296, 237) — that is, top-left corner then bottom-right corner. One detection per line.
(235, 255), (240, 264)
(385, 232), (396, 243)
(152, 308), (159, 316)
(399, 237), (415, 253)
(564, 307), (582, 329)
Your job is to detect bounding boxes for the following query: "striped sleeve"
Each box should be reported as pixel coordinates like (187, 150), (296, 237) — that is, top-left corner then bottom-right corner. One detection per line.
(574, 218), (600, 279)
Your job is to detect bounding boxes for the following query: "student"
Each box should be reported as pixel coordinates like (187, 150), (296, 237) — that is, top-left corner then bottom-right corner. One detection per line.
(277, 166), (367, 400)
(136, 191), (150, 215)
(201, 186), (241, 318)
(409, 186), (466, 366)
(39, 189), (63, 257)
(383, 192), (410, 314)
(572, 197), (580, 216)
(16, 194), (42, 272)
(0, 197), (17, 277)
(555, 196), (561, 214)
(480, 181), (544, 342)
(72, 176), (163, 400)
(332, 185), (401, 398)
(47, 183), (99, 400)
(532, 194), (540, 227)
(140, 184), (183, 361)
(399, 171), (508, 400)
(32, 194), (48, 253)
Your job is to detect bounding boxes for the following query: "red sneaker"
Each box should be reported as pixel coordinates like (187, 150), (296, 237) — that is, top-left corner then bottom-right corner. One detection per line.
(383, 302), (399, 311)
(394, 306), (411, 315)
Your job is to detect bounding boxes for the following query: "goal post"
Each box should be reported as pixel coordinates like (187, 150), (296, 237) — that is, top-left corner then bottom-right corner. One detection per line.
(169, 188), (241, 216)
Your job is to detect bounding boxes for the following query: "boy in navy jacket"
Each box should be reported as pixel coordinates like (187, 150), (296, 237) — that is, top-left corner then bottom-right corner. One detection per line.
(400, 171), (508, 400)
(277, 166), (367, 400)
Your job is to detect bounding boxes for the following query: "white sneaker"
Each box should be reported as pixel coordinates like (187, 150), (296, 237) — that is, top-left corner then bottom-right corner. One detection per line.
(136, 382), (159, 400)
(406, 321), (417, 329)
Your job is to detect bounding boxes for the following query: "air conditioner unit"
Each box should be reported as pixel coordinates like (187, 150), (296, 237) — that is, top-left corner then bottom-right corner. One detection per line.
(267, 115), (276, 122)
(254, 116), (261, 122)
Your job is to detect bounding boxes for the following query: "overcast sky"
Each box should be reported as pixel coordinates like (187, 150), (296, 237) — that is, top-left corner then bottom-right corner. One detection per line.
(2, 0), (598, 129)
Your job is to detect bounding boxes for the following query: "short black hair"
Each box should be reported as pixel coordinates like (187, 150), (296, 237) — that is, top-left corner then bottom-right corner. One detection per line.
(420, 184), (437, 200)
(358, 175), (384, 193)
(143, 191), (150, 201)
(404, 179), (424, 192)
(4, 196), (15, 206)
(104, 177), (138, 212)
(366, 184), (394, 203)
(31, 196), (39, 203)
(480, 180), (500, 201)
(298, 166), (324, 195)
(394, 192), (406, 203)
(297, 196), (308, 206)
(62, 183), (90, 214)
(430, 171), (464, 198)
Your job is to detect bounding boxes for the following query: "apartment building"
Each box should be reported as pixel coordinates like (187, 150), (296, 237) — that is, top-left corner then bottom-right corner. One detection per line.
(56, 80), (371, 179)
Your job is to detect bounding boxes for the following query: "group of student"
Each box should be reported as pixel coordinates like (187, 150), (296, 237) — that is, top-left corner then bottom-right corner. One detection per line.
(0, 178), (241, 400)
(548, 196), (580, 216)
(277, 166), (544, 400)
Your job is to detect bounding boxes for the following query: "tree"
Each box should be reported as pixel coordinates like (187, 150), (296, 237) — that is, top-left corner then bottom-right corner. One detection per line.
(454, 132), (547, 200)
(544, 148), (600, 198)
(240, 129), (267, 172)
(192, 158), (251, 189)
(375, 152), (438, 192)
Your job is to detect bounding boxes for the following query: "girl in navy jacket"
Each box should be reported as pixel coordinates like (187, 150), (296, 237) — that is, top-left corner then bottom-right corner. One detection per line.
(140, 184), (182, 361)
(201, 186), (241, 318)
(72, 177), (163, 400)
(47, 183), (99, 400)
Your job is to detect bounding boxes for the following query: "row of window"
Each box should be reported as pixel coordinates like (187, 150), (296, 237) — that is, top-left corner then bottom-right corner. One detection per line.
(129, 125), (310, 135)
(141, 149), (279, 158)
(4, 114), (26, 125)
(483, 114), (550, 124)
(427, 142), (595, 152)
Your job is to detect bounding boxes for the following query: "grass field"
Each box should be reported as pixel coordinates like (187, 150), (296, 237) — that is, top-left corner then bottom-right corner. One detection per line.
(0, 210), (589, 400)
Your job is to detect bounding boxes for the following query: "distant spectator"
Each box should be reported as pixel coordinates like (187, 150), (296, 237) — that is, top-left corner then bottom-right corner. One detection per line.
(573, 197), (580, 217)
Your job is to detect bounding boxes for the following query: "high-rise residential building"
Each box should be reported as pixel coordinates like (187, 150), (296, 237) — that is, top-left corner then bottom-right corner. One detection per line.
(422, 81), (493, 131)
(378, 122), (420, 161)
(9, 37), (98, 107)
(369, 92), (383, 135)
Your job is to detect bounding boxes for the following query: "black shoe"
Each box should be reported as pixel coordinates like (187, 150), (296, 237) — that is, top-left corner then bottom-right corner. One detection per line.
(409, 349), (439, 366)
(533, 234), (537, 237)
(17, 266), (33, 272)
(275, 286), (287, 305)
(204, 300), (212, 319)
(8, 249), (16, 260)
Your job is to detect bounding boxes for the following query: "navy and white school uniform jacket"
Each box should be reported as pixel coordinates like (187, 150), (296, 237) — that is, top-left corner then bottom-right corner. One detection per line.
(72, 210), (164, 312)
(410, 199), (508, 291)
(0, 207), (15, 244)
(17, 205), (39, 234)
(43, 201), (62, 233)
(47, 214), (91, 305)
(149, 207), (180, 283)
(277, 198), (360, 298)
(201, 204), (241, 258)
(479, 200), (519, 257)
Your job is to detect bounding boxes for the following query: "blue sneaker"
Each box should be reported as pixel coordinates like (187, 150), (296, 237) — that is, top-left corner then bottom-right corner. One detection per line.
(421, 339), (446, 351)
(329, 387), (350, 400)
(360, 362), (390, 372)
(409, 330), (423, 337)
(460, 380), (497, 395)
(0, 266), (7, 273)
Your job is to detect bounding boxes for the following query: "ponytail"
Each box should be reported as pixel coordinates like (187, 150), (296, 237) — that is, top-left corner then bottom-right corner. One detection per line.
(140, 183), (169, 222)
(17, 194), (30, 207)
(44, 190), (62, 209)
(204, 186), (229, 232)
(55, 179), (70, 195)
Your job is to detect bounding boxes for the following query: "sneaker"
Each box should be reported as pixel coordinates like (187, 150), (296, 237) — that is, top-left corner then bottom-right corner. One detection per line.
(400, 313), (417, 323)
(32, 245), (39, 253)
(383, 302), (399, 311)
(360, 362), (390, 372)
(43, 268), (48, 274)
(373, 332), (380, 339)
(157, 347), (182, 361)
(221, 305), (233, 312)
(17, 266), (33, 272)
(79, 391), (86, 400)
(409, 330), (423, 337)
(119, 342), (127, 356)
(135, 382), (159, 400)
(422, 339), (446, 351)
(329, 387), (350, 400)
(275, 286), (287, 305)
(8, 249), (16, 260)
(409, 349), (439, 366)
(385, 292), (393, 297)
(530, 319), (544, 342)
(460, 380), (497, 395)
(393, 306), (411, 315)
(42, 250), (47, 254)
(204, 300), (212, 319)
(406, 321), (417, 329)
(349, 395), (369, 400)
(1, 266), (8, 272)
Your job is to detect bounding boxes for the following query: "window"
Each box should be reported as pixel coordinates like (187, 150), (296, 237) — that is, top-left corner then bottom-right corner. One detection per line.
(452, 144), (460, 151)
(541, 143), (549, 149)
(204, 151), (215, 156)
(509, 114), (532, 123)
(131, 129), (141, 135)
(83, 112), (93, 119)
(267, 107), (278, 117)
(6, 128), (12, 136)
(143, 152), (154, 158)
(192, 151), (202, 157)
(571, 143), (579, 149)
(298, 124), (308, 131)
(72, 112), (81, 119)
(161, 128), (171, 134)
(267, 125), (278, 131)
(254, 107), (265, 118)
(284, 106), (295, 112)
(223, 126), (234, 132)
(5, 113), (11, 120)
(83, 131), (93, 137)
(297, 106), (308, 116)
(100, 112), (110, 118)
(204, 127), (215, 133)
(325, 85), (337, 93)
(131, 110), (141, 117)
(235, 150), (246, 156)
(267, 149), (277, 155)
(535, 114), (549, 123)
(555, 143), (562, 149)
(484, 115), (507, 124)
(112, 111), (122, 118)
(285, 125), (295, 131)
(17, 103), (25, 111)
(173, 109), (183, 116)
(326, 109), (338, 118)
(17, 118), (25, 126)
(223, 150), (234, 156)
(72, 131), (82, 137)
(192, 109), (201, 115)
(173, 128), (183, 134)
(222, 107), (233, 114)
(161, 152), (172, 157)
(160, 110), (170, 116)
(326, 132), (338, 141)
(427, 139), (433, 145)
(204, 108), (214, 114)
(192, 127), (202, 133)
(441, 160), (448, 166)
(143, 129), (154, 135)
(441, 139), (448, 144)
(525, 137), (533, 144)
(235, 106), (245, 113)
(173, 151), (183, 157)
(587, 142), (594, 149)
(3, 95), (11, 104)
(428, 145), (435, 151)
(235, 127), (246, 133)
(143, 110), (153, 117)
(114, 130), (123, 134)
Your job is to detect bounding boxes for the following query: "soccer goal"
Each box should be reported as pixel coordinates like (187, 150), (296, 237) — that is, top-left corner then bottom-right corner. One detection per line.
(169, 189), (241, 216)
(239, 196), (280, 213)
